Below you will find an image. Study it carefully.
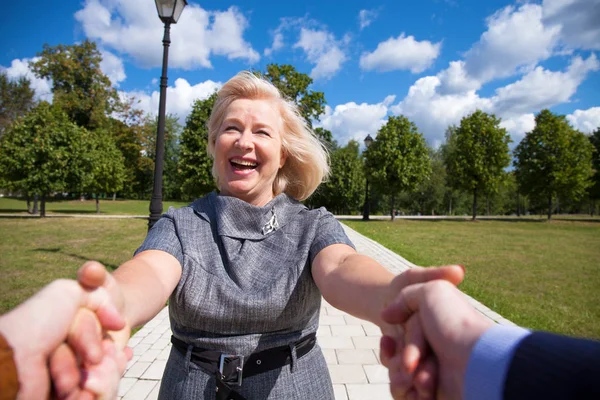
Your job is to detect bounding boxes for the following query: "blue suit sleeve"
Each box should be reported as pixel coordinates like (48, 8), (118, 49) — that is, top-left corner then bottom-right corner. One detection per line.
(464, 325), (531, 400)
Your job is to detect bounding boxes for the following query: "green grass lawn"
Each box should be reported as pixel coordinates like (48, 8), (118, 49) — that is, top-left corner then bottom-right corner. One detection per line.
(0, 218), (148, 313)
(0, 197), (189, 215)
(344, 219), (600, 339)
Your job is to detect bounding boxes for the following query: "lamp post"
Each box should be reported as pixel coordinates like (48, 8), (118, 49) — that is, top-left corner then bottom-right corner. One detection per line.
(362, 134), (374, 221)
(148, 0), (187, 230)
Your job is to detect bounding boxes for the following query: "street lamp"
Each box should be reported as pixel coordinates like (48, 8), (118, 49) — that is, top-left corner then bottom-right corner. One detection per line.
(148, 0), (187, 230)
(362, 134), (374, 221)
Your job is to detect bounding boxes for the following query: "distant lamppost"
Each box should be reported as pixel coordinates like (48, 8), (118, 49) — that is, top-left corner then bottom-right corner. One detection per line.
(362, 134), (374, 221)
(148, 0), (187, 230)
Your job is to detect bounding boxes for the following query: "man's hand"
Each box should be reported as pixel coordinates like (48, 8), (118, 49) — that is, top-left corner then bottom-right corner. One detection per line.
(382, 280), (493, 400)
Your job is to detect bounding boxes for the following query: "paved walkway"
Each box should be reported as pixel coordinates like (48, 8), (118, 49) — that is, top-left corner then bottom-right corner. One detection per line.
(118, 223), (514, 400)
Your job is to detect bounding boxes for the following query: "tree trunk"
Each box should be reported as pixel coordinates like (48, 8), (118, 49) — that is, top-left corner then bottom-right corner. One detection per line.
(96, 196), (100, 214)
(547, 194), (552, 220)
(592, 199), (595, 217)
(26, 194), (31, 214)
(32, 194), (39, 215)
(391, 192), (396, 222)
(112, 193), (116, 201)
(449, 196), (452, 216)
(41, 194), (46, 218)
(486, 195), (490, 216)
(472, 188), (478, 220)
(556, 197), (560, 215)
(517, 191), (521, 217)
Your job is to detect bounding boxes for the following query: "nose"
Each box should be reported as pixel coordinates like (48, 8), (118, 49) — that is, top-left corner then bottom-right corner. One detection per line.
(235, 128), (254, 150)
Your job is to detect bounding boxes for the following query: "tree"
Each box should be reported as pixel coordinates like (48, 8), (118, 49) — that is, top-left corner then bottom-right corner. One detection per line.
(140, 113), (182, 200)
(313, 127), (337, 151)
(0, 102), (88, 216)
(178, 93), (218, 200)
(30, 40), (117, 130)
(444, 110), (511, 220)
(0, 72), (35, 139)
(80, 131), (126, 213)
(365, 116), (431, 221)
(261, 64), (326, 125)
(514, 110), (594, 219)
(308, 140), (364, 213)
(588, 128), (600, 215)
(409, 148), (447, 215)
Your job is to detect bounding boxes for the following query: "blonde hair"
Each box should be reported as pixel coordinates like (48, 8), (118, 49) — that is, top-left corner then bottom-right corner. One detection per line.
(207, 71), (329, 201)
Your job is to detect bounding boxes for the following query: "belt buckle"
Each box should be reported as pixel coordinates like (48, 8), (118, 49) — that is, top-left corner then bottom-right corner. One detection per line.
(219, 354), (244, 386)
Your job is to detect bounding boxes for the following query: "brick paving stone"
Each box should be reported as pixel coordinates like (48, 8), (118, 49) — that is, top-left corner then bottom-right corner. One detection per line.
(146, 383), (161, 400)
(318, 336), (355, 349)
(331, 325), (365, 337)
(352, 336), (381, 350)
(158, 345), (172, 360)
(317, 325), (332, 337)
(328, 365), (368, 384)
(364, 365), (389, 383)
(322, 349), (338, 364)
(346, 383), (393, 400)
(117, 377), (137, 397)
(138, 349), (160, 363)
(123, 380), (157, 400)
(336, 349), (378, 365)
(333, 384), (348, 400)
(141, 359), (168, 380)
(123, 361), (151, 378)
(320, 315), (347, 325)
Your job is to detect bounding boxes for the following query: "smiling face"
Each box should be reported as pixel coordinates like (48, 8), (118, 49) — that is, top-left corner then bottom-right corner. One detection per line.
(214, 98), (287, 206)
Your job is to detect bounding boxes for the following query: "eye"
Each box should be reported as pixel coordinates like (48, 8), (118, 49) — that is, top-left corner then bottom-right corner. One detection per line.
(225, 125), (240, 132)
(256, 130), (271, 137)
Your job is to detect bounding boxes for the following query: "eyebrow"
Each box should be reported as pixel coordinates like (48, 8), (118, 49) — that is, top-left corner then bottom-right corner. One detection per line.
(222, 117), (275, 132)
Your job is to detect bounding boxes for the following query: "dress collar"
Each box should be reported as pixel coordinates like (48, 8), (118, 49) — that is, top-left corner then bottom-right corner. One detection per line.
(193, 192), (306, 240)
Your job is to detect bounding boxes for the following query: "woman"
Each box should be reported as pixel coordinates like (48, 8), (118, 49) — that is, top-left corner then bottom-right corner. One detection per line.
(69, 71), (462, 399)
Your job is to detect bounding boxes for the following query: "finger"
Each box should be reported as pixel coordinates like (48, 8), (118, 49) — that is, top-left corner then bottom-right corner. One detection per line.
(403, 313), (427, 374)
(83, 340), (122, 399)
(414, 355), (438, 400)
(389, 354), (415, 400)
(49, 343), (81, 400)
(382, 283), (426, 324)
(77, 261), (109, 289)
(68, 308), (103, 365)
(390, 265), (464, 302)
(380, 335), (396, 368)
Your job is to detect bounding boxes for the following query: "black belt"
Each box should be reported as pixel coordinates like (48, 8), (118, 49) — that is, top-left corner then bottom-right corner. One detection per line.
(170, 333), (317, 400)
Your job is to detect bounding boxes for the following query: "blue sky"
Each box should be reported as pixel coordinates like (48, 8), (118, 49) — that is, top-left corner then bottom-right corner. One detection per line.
(1, 0), (599, 148)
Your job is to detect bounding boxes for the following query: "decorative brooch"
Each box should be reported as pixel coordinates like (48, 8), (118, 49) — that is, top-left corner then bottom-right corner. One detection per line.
(261, 208), (279, 235)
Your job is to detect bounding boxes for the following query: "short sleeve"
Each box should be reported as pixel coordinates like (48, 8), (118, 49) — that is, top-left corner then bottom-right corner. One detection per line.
(309, 209), (355, 262)
(134, 207), (184, 266)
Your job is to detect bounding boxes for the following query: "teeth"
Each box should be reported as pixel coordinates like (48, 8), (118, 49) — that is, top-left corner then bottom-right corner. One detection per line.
(231, 159), (257, 167)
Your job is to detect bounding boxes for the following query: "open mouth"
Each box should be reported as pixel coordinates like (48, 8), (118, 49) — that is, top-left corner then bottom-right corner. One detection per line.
(230, 158), (258, 171)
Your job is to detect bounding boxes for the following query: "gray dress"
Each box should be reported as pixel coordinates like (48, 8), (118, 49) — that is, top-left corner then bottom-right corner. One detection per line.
(135, 192), (355, 399)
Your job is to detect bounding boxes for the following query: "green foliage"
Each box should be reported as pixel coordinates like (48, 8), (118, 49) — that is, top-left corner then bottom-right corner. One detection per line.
(178, 93), (217, 200)
(407, 149), (447, 215)
(514, 109), (594, 219)
(140, 113), (182, 200)
(30, 40), (117, 130)
(0, 72), (35, 138)
(261, 64), (326, 124)
(365, 115), (431, 219)
(308, 140), (365, 213)
(444, 110), (511, 219)
(314, 127), (337, 151)
(588, 128), (600, 209)
(0, 102), (88, 215)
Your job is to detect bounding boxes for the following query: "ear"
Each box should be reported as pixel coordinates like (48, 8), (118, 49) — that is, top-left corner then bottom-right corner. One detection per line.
(279, 148), (287, 169)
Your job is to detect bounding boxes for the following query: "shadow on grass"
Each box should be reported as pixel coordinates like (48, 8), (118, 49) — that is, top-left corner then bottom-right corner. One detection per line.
(51, 210), (102, 215)
(33, 248), (119, 271)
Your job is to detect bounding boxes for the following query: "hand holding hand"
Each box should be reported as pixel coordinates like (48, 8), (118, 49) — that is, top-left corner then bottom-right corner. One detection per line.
(382, 279), (493, 400)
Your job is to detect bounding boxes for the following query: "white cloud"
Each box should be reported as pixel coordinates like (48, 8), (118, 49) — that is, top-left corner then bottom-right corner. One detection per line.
(543, 0), (600, 50)
(316, 95), (395, 145)
(99, 49), (126, 86)
(75, 0), (259, 70)
(492, 54), (599, 116)
(500, 114), (536, 143)
(294, 28), (347, 80)
(0, 58), (53, 102)
(359, 34), (441, 74)
(358, 9), (378, 30)
(123, 78), (222, 124)
(463, 4), (560, 83)
(567, 107), (600, 133)
(264, 32), (284, 56)
(436, 61), (481, 94)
